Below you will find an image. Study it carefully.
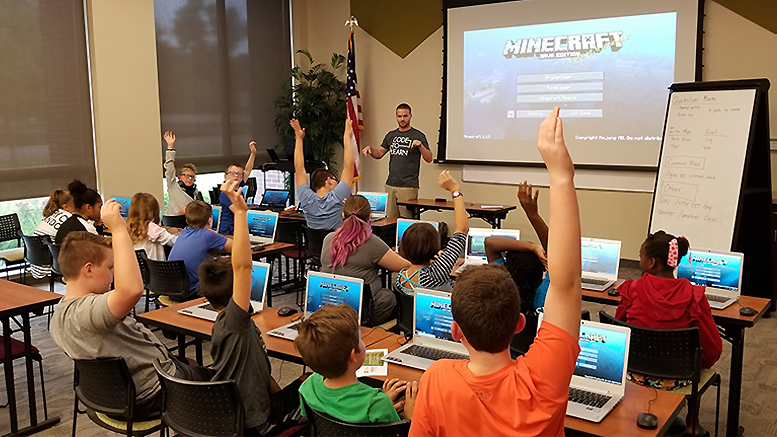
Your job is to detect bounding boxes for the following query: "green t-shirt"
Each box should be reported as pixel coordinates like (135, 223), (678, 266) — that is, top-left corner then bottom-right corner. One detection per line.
(299, 373), (400, 423)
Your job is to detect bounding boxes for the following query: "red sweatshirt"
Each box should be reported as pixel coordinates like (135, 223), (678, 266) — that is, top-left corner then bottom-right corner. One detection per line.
(615, 273), (722, 369)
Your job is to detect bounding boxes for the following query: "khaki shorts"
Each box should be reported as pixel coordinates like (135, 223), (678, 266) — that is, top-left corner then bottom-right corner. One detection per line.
(385, 185), (418, 219)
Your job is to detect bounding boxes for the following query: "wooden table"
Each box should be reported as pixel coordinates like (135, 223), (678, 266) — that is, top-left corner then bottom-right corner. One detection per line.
(365, 334), (685, 437)
(396, 198), (516, 229)
(0, 281), (61, 435)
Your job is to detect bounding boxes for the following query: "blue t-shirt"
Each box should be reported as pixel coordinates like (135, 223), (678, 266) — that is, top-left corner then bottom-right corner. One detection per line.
(218, 181), (246, 235)
(298, 181), (351, 231)
(168, 226), (228, 295)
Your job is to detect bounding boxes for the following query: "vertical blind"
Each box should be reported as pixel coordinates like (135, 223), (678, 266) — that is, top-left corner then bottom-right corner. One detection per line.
(0, 0), (96, 201)
(154, 0), (292, 174)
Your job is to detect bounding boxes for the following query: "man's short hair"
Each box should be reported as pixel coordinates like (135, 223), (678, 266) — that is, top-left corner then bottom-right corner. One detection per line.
(396, 103), (412, 113)
(398, 223), (440, 265)
(199, 257), (233, 310)
(59, 232), (113, 281)
(294, 304), (361, 378)
(185, 200), (212, 228)
(179, 163), (196, 175)
(452, 264), (521, 353)
(310, 169), (335, 192)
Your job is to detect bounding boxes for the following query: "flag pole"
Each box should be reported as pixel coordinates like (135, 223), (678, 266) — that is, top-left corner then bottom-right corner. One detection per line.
(345, 16), (363, 193)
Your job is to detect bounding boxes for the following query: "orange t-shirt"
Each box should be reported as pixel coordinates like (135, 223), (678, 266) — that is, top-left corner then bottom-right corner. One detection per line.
(408, 322), (580, 437)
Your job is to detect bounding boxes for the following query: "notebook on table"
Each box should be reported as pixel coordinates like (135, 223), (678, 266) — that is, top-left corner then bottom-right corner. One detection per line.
(259, 189), (290, 211)
(178, 261), (270, 322)
(395, 219), (439, 248)
(580, 237), (621, 291)
(267, 272), (364, 341)
(382, 288), (469, 370)
(676, 248), (744, 310)
(360, 192), (388, 221)
(246, 210), (279, 250)
(211, 205), (222, 232)
(113, 197), (131, 218)
(456, 228), (520, 273)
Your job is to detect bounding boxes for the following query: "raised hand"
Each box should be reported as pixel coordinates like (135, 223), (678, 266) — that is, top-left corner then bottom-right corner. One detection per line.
(220, 180), (247, 213)
(517, 181), (539, 216)
(382, 377), (408, 401)
(344, 118), (353, 138)
(437, 170), (460, 193)
(101, 199), (125, 230)
(163, 131), (176, 148)
(537, 107), (573, 180)
(290, 119), (305, 139)
(248, 141), (256, 155)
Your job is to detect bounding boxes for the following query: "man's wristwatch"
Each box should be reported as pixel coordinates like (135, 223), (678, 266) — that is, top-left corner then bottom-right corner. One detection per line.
(451, 190), (463, 199)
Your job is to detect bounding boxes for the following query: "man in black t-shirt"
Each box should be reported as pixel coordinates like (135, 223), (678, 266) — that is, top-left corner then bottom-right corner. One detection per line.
(362, 103), (433, 218)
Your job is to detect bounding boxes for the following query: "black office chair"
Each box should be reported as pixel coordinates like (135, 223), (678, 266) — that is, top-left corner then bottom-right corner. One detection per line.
(392, 289), (414, 335)
(134, 250), (156, 314)
(277, 220), (309, 288)
(598, 311), (720, 437)
(302, 396), (410, 437)
(0, 336), (48, 417)
(245, 177), (258, 204)
(161, 215), (188, 229)
(302, 225), (333, 267)
(153, 359), (244, 437)
(510, 310), (590, 357)
(144, 257), (190, 307)
(210, 186), (221, 205)
(21, 234), (56, 289)
(45, 240), (63, 289)
(0, 213), (26, 281)
(72, 357), (161, 437)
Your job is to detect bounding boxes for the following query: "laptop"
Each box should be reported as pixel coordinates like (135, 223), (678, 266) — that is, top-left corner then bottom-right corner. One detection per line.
(676, 248), (744, 310)
(267, 272), (364, 341)
(396, 219), (439, 248)
(580, 237), (621, 291)
(246, 210), (279, 249)
(259, 189), (290, 211)
(456, 228), (520, 272)
(114, 197), (131, 218)
(382, 288), (469, 370)
(211, 205), (222, 232)
(360, 192), (388, 221)
(177, 261), (270, 322)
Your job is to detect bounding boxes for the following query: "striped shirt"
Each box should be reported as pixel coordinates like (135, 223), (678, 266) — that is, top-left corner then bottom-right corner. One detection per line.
(395, 232), (466, 294)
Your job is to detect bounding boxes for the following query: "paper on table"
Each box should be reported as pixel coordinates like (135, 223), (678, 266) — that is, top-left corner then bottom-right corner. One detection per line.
(356, 349), (389, 377)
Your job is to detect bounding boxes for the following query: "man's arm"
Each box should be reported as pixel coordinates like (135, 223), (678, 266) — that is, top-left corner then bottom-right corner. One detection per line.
(163, 131), (177, 184)
(222, 181), (252, 312)
(341, 120), (355, 188)
(362, 144), (389, 159)
(484, 236), (546, 265)
(242, 141), (256, 183)
(413, 139), (433, 163)
(291, 119), (308, 188)
(518, 181), (549, 252)
(534, 107), (581, 339)
(103, 200), (144, 319)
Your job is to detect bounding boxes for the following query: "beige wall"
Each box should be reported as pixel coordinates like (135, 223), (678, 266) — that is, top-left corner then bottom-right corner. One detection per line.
(86, 0), (163, 202)
(292, 0), (777, 260)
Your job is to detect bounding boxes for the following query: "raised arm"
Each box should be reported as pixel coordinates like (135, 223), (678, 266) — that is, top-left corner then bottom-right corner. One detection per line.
(438, 171), (468, 235)
(222, 180), (252, 312)
(103, 200), (144, 319)
(291, 119), (308, 188)
(243, 141), (256, 183)
(341, 119), (355, 188)
(163, 131), (177, 183)
(484, 236), (546, 266)
(518, 181), (549, 252)
(535, 107), (581, 338)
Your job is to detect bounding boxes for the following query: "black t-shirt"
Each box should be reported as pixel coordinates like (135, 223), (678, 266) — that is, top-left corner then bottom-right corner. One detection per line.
(380, 127), (430, 188)
(210, 299), (272, 429)
(54, 214), (91, 244)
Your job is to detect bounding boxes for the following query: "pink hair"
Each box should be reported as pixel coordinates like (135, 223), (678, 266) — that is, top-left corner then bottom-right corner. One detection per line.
(329, 213), (372, 269)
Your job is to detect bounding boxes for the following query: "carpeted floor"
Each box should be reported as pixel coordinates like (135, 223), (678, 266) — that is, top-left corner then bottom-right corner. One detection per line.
(0, 264), (774, 436)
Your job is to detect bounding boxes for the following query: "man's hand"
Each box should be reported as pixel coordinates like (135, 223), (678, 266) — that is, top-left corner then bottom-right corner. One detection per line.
(403, 381), (419, 420)
(344, 118), (353, 138)
(220, 180), (248, 213)
(164, 131), (176, 149)
(290, 119), (305, 139)
(248, 141), (256, 155)
(101, 199), (125, 231)
(517, 181), (539, 216)
(382, 378), (408, 402)
(412, 139), (422, 148)
(537, 107), (574, 180)
(437, 170), (460, 193)
(362, 146), (373, 156)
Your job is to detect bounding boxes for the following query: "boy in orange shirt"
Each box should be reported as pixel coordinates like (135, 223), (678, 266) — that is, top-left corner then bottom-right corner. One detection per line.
(409, 107), (582, 437)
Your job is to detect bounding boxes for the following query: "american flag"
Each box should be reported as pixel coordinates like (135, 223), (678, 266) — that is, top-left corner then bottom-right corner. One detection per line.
(346, 29), (363, 177)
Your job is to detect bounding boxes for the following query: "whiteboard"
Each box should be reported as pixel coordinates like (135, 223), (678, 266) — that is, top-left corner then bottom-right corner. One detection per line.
(649, 88), (757, 250)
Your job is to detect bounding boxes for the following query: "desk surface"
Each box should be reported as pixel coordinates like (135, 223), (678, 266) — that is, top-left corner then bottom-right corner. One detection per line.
(0, 280), (61, 317)
(397, 198), (516, 214)
(279, 211), (398, 228)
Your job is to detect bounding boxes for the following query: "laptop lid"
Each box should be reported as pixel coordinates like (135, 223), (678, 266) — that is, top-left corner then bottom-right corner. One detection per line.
(211, 205), (222, 232)
(412, 288), (468, 354)
(260, 189), (290, 207)
(246, 210), (279, 244)
(360, 192), (388, 216)
(113, 197), (131, 218)
(677, 248), (744, 294)
(580, 238), (621, 281)
(396, 219), (439, 247)
(250, 261), (271, 311)
(465, 228), (521, 262)
(304, 271), (364, 320)
(571, 320), (631, 396)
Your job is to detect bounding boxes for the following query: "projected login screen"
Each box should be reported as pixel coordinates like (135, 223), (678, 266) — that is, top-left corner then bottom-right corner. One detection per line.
(415, 291), (454, 342)
(575, 324), (628, 385)
(306, 273), (362, 313)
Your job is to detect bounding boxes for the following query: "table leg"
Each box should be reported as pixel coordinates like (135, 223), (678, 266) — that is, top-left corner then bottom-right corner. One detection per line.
(177, 335), (187, 360)
(21, 314), (37, 426)
(266, 258), (275, 309)
(726, 325), (745, 437)
(2, 317), (17, 433)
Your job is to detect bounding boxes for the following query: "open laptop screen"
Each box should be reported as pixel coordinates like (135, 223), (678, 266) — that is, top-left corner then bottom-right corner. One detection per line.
(466, 229), (520, 261)
(251, 262), (270, 303)
(211, 206), (222, 231)
(575, 323), (629, 386)
(361, 192), (388, 216)
(396, 219), (439, 246)
(414, 290), (454, 342)
(306, 273), (363, 314)
(581, 238), (620, 276)
(677, 249), (743, 292)
(246, 210), (278, 241)
(114, 197), (131, 218)
(261, 190), (289, 207)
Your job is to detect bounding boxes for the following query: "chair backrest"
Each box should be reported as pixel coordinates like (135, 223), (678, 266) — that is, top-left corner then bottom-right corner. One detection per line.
(361, 284), (374, 327)
(22, 234), (52, 266)
(135, 249), (151, 286)
(303, 226), (333, 260)
(162, 215), (188, 229)
(394, 289), (414, 334)
(598, 311), (701, 382)
(145, 258), (190, 298)
(45, 241), (62, 276)
(276, 220), (303, 246)
(245, 177), (258, 203)
(302, 397), (410, 437)
(0, 213), (22, 245)
(210, 186), (221, 205)
(153, 360), (244, 437)
(73, 357), (135, 418)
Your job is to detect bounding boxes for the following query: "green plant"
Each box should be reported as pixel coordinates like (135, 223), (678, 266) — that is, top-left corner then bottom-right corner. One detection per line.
(274, 50), (347, 171)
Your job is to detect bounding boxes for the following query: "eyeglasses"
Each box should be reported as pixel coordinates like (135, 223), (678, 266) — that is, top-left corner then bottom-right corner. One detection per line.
(179, 174), (195, 179)
(226, 171), (244, 177)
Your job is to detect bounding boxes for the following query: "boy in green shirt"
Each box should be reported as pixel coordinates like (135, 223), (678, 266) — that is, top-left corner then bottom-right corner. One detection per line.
(295, 304), (418, 423)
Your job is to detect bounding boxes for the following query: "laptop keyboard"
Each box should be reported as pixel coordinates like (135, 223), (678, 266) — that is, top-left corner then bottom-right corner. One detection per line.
(199, 303), (217, 312)
(403, 345), (468, 361)
(568, 387), (611, 409)
(705, 294), (731, 303)
(581, 277), (609, 286)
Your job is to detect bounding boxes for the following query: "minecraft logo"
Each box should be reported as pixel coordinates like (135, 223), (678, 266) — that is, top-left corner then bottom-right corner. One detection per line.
(503, 32), (626, 60)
